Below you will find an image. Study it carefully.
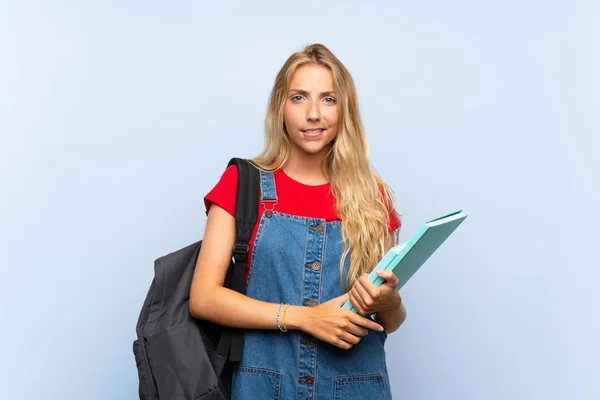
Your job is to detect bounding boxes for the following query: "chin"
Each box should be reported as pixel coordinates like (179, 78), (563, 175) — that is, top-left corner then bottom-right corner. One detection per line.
(297, 145), (331, 157)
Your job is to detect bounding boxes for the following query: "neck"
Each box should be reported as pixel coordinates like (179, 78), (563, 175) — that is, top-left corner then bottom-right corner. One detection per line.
(284, 149), (330, 186)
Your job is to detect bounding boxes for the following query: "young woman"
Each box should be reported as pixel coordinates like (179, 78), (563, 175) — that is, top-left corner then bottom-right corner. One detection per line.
(190, 43), (407, 400)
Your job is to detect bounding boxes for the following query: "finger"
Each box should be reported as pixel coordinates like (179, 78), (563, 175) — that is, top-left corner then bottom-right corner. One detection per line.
(333, 338), (354, 350)
(340, 331), (361, 345)
(350, 314), (384, 332)
(354, 278), (377, 308)
(376, 270), (398, 288)
(349, 288), (367, 314)
(344, 320), (368, 337)
(359, 274), (381, 300)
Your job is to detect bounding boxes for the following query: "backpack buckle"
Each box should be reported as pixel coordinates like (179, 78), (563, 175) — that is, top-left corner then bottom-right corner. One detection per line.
(232, 242), (249, 257)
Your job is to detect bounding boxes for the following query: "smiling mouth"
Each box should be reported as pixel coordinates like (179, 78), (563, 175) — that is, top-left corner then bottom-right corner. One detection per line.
(301, 129), (325, 133)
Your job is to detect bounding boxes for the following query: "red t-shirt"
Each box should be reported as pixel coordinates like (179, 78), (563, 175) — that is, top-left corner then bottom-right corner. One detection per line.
(204, 165), (401, 283)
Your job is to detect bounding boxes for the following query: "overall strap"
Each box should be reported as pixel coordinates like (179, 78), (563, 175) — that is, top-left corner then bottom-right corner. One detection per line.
(259, 170), (278, 213)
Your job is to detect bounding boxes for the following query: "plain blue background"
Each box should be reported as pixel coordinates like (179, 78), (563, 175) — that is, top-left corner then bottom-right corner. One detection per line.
(1, 1), (598, 399)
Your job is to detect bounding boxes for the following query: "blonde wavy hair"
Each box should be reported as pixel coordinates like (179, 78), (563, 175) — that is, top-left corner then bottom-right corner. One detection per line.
(252, 43), (400, 290)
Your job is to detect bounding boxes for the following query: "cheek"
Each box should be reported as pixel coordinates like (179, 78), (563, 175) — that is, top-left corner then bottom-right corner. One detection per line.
(325, 109), (339, 135)
(324, 107), (339, 126)
(284, 104), (301, 128)
(326, 126), (338, 141)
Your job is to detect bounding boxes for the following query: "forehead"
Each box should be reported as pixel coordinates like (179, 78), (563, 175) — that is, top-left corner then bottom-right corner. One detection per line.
(288, 64), (334, 91)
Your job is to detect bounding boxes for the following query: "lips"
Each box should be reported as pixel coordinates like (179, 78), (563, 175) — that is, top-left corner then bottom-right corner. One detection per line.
(301, 128), (325, 137)
(302, 129), (324, 133)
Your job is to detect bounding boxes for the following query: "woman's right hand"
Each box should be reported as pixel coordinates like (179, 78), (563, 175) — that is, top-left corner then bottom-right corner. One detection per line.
(289, 294), (384, 350)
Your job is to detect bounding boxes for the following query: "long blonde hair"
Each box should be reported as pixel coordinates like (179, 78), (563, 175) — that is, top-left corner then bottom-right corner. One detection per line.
(252, 43), (399, 289)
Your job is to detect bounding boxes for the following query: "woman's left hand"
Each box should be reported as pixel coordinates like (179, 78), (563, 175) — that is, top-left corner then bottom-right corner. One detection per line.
(349, 270), (401, 315)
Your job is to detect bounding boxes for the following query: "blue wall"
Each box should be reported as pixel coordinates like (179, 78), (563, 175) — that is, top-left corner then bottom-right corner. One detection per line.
(1, 1), (598, 399)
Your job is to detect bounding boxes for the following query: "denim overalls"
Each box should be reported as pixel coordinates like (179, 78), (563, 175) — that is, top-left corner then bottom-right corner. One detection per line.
(231, 171), (392, 400)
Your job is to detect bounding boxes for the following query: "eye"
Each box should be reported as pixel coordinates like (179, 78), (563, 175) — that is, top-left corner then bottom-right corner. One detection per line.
(291, 95), (304, 102)
(324, 97), (337, 104)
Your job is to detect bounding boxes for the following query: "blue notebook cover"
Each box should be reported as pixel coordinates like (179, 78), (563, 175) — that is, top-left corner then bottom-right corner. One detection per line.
(341, 210), (468, 314)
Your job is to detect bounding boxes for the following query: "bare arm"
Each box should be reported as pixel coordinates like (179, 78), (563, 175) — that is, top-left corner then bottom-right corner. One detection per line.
(189, 204), (283, 329)
(375, 286), (407, 334)
(189, 204), (384, 348)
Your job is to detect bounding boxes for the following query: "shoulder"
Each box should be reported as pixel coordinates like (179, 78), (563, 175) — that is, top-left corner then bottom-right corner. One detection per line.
(213, 163), (240, 193)
(221, 163), (239, 183)
(203, 164), (240, 216)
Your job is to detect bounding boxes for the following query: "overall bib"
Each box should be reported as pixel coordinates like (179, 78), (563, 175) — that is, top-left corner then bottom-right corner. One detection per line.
(231, 171), (392, 400)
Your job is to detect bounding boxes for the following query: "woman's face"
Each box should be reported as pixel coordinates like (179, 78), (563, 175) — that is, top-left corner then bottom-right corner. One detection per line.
(284, 64), (339, 159)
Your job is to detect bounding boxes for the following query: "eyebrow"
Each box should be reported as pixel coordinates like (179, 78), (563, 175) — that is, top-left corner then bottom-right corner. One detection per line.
(288, 89), (336, 97)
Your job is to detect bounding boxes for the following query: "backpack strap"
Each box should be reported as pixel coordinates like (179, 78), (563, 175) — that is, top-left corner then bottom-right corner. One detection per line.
(217, 157), (260, 363)
(228, 157), (260, 295)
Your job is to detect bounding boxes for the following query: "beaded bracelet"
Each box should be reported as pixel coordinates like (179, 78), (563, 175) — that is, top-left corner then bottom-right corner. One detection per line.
(276, 303), (289, 332)
(282, 304), (290, 331)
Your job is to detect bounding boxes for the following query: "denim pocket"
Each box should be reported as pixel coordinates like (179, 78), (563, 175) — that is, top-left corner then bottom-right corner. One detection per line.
(232, 366), (280, 399)
(334, 374), (388, 400)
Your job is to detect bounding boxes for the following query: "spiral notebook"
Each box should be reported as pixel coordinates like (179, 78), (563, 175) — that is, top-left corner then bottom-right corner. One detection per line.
(341, 210), (468, 314)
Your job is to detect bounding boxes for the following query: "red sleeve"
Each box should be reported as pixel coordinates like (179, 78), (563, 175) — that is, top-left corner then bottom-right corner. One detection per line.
(389, 209), (401, 233)
(380, 185), (401, 233)
(204, 164), (238, 216)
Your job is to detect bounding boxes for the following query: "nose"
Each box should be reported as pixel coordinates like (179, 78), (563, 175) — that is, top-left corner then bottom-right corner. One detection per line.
(306, 99), (321, 122)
